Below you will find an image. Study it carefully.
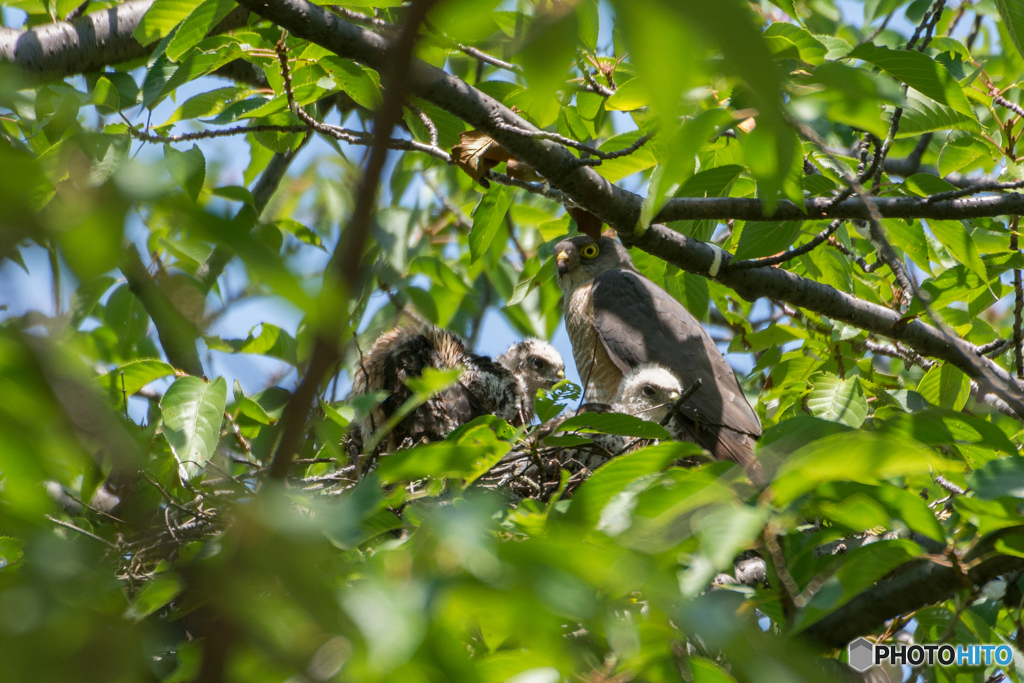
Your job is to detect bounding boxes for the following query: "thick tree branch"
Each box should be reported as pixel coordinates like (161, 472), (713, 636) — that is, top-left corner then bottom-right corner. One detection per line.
(799, 526), (1024, 649)
(0, 0), (249, 78)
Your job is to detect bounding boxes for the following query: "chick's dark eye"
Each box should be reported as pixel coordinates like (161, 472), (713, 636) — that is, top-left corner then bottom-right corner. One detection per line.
(530, 357), (544, 370)
(581, 244), (599, 258)
(642, 386), (656, 397)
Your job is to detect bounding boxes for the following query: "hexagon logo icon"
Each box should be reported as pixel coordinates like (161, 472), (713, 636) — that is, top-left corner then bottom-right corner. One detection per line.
(848, 637), (875, 672)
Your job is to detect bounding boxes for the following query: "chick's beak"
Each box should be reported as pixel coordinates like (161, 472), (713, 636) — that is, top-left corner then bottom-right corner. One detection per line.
(668, 391), (681, 402)
(556, 368), (565, 379)
(556, 250), (570, 276)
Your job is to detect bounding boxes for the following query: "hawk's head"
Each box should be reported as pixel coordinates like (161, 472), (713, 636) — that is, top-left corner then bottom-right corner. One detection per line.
(498, 338), (566, 393)
(614, 364), (682, 423)
(553, 235), (635, 292)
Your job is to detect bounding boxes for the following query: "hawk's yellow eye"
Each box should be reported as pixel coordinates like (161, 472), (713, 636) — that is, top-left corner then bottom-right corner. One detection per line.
(581, 244), (599, 259)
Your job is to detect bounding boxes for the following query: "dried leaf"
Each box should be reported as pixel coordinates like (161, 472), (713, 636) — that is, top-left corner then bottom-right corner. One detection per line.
(450, 131), (512, 187)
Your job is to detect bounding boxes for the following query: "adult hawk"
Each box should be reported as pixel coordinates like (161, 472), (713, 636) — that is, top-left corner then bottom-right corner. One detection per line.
(351, 326), (564, 454)
(554, 235), (761, 470)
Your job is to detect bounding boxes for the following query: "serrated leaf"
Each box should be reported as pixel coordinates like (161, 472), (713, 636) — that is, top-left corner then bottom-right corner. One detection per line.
(162, 86), (250, 126)
(917, 363), (971, 412)
(319, 57), (382, 110)
(161, 376), (227, 481)
(205, 323), (299, 365)
(165, 144), (205, 201)
(557, 412), (671, 440)
(99, 359), (176, 404)
(565, 442), (700, 528)
(165, 0), (235, 61)
(233, 380), (271, 424)
(927, 219), (986, 280)
(733, 221), (803, 261)
(69, 275), (115, 327)
(133, 0), (201, 45)
(124, 575), (182, 620)
(772, 432), (947, 505)
(997, 0), (1024, 65)
(896, 89), (981, 138)
(968, 456), (1024, 500)
(468, 184), (512, 262)
(807, 374), (868, 428)
(847, 43), (974, 117)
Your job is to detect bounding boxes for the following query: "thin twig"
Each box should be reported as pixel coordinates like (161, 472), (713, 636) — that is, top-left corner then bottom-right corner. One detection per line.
(408, 104), (438, 147)
(492, 118), (653, 165)
(659, 379), (702, 427)
(45, 514), (118, 548)
(731, 220), (842, 270)
(925, 178), (1024, 203)
(458, 44), (522, 73)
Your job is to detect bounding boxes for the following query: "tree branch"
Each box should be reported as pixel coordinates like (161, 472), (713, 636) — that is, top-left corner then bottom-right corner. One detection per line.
(798, 526), (1024, 649)
(0, 0), (249, 78)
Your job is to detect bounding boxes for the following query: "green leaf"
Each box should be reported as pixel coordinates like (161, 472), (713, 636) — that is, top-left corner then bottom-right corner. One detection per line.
(895, 89), (981, 138)
(916, 363), (971, 412)
(733, 221), (802, 261)
(969, 457), (1024, 500)
(375, 441), (504, 483)
(165, 0), (236, 61)
(99, 359), (176, 404)
(764, 23), (827, 65)
(927, 219), (987, 280)
(124, 574), (183, 620)
(161, 86), (250, 126)
(0, 536), (24, 569)
(846, 43), (974, 117)
(133, 0), (201, 45)
(795, 540), (923, 631)
(565, 442), (703, 528)
(594, 129), (659, 183)
(160, 376), (227, 481)
(557, 412), (671, 440)
(771, 432), (947, 506)
(233, 380), (272, 425)
(939, 132), (991, 177)
(807, 374), (867, 428)
(104, 284), (151, 351)
(165, 144), (205, 202)
(204, 323), (299, 365)
(997, 0), (1024, 65)
(468, 184), (512, 263)
(69, 275), (115, 327)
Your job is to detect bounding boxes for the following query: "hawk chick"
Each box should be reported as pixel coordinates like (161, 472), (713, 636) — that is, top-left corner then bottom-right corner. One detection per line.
(567, 363), (683, 472)
(554, 235), (761, 471)
(351, 326), (563, 454)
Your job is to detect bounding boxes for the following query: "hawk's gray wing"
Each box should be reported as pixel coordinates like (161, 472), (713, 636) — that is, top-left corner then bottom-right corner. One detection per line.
(590, 269), (761, 464)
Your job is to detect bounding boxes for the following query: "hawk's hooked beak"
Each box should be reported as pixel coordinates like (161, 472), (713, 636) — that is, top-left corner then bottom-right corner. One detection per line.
(556, 250), (570, 276)
(668, 391), (681, 402)
(556, 368), (565, 379)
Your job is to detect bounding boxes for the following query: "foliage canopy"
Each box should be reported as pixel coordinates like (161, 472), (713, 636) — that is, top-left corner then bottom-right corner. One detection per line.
(7, 0), (1024, 681)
